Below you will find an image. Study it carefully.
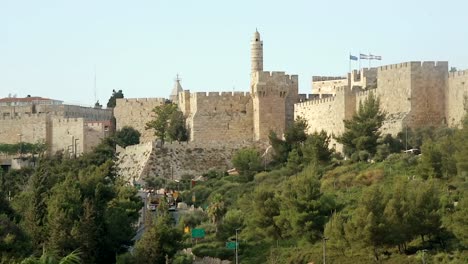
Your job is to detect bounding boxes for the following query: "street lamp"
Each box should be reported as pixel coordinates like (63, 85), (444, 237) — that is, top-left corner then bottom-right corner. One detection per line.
(322, 236), (329, 264)
(235, 228), (241, 264)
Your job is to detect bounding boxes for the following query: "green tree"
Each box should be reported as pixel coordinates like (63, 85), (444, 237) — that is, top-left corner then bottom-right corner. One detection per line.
(217, 209), (245, 241)
(344, 185), (388, 261)
(114, 126), (141, 148)
(133, 215), (183, 264)
(232, 148), (262, 180)
(450, 196), (468, 247)
(406, 180), (441, 242)
(20, 250), (81, 264)
(286, 148), (302, 174)
(145, 102), (177, 145)
(269, 118), (308, 164)
(382, 180), (411, 252)
(301, 130), (333, 165)
(336, 92), (386, 159)
(167, 110), (188, 142)
(275, 166), (336, 242)
(0, 193), (31, 263)
(242, 186), (281, 241)
(324, 212), (349, 256)
(106, 90), (124, 108)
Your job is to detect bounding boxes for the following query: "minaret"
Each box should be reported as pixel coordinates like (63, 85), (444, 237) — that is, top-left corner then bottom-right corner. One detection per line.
(251, 29), (263, 74)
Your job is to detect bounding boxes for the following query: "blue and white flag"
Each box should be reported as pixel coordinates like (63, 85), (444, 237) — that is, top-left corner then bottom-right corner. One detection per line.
(370, 54), (382, 60)
(360, 53), (370, 60)
(349, 55), (358, 61)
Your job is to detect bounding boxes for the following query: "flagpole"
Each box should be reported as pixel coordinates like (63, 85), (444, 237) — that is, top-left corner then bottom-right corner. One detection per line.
(369, 52), (371, 69)
(359, 52), (361, 70)
(349, 53), (351, 73)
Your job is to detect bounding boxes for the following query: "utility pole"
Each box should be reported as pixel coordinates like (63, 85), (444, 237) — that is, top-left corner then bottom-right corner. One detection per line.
(322, 237), (329, 264)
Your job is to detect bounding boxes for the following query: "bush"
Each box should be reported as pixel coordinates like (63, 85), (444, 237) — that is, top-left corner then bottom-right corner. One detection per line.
(192, 243), (233, 260)
(172, 252), (193, 264)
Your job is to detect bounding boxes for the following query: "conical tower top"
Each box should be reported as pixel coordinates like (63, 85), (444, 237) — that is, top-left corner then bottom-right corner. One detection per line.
(169, 74), (183, 103)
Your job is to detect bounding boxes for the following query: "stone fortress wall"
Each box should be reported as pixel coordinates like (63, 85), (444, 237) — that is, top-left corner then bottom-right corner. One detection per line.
(446, 70), (468, 127)
(49, 118), (85, 155)
(297, 61), (467, 149)
(0, 115), (49, 144)
(0, 102), (112, 155)
(114, 98), (166, 143)
(251, 71), (298, 140)
(84, 121), (112, 153)
(0, 104), (112, 121)
(187, 92), (253, 142)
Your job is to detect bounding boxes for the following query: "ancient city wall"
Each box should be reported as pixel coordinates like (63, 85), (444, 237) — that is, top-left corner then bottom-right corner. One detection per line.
(252, 71), (298, 140)
(0, 104), (112, 121)
(368, 62), (413, 135)
(407, 61), (448, 128)
(50, 118), (85, 155)
(0, 115), (49, 144)
(61, 105), (112, 121)
(84, 121), (111, 153)
(350, 68), (378, 88)
(114, 98), (166, 143)
(188, 92), (253, 142)
(294, 87), (353, 150)
(312, 76), (347, 95)
(446, 70), (468, 127)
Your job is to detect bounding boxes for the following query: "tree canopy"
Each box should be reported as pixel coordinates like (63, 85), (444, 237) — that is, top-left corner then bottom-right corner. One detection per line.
(106, 89), (124, 108)
(145, 102), (188, 144)
(336, 91), (386, 160)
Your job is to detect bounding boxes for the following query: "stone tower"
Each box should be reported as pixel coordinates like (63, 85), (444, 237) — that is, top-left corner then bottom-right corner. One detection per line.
(251, 29), (263, 74)
(250, 30), (298, 141)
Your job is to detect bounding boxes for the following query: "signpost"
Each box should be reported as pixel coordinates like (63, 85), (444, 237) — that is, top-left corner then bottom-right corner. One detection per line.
(225, 241), (237, 249)
(191, 228), (205, 239)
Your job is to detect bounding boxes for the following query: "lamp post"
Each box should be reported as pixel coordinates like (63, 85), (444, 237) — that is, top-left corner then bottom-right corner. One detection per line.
(322, 236), (329, 264)
(235, 228), (241, 264)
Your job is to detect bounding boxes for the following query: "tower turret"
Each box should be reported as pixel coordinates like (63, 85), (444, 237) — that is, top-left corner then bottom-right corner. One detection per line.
(251, 29), (263, 74)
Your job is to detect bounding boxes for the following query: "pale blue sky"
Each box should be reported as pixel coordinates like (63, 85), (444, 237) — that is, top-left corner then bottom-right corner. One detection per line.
(2, 0), (467, 106)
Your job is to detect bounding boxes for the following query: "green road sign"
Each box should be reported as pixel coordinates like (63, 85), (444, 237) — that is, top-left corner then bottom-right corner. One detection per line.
(191, 228), (205, 238)
(225, 241), (238, 249)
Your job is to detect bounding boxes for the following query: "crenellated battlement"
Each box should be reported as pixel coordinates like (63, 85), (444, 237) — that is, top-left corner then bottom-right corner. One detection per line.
(295, 95), (337, 107)
(448, 70), (468, 79)
(356, 88), (377, 98)
(298, 94), (320, 101)
(191, 91), (251, 98)
(378, 61), (448, 71)
(0, 113), (48, 121)
(116, 98), (166, 105)
(312, 76), (346, 82)
(253, 71), (299, 82)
